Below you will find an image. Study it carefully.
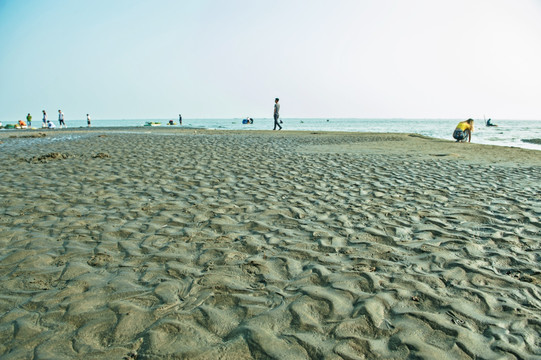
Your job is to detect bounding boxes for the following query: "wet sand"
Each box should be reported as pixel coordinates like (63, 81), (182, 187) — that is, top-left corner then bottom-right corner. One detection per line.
(0, 129), (540, 359)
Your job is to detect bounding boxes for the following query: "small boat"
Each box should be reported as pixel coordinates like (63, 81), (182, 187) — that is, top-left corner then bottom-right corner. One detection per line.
(485, 118), (497, 127)
(144, 122), (161, 127)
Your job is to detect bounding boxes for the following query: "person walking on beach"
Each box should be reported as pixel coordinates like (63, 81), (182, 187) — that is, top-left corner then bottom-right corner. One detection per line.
(87, 114), (91, 127)
(58, 110), (66, 128)
(42, 110), (47, 128)
(453, 118), (474, 143)
(273, 98), (281, 130)
(179, 114), (182, 125)
(26, 113), (32, 128)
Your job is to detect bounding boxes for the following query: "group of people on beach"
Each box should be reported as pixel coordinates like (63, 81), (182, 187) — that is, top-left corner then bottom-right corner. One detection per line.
(5, 98), (480, 145)
(22, 110), (92, 129)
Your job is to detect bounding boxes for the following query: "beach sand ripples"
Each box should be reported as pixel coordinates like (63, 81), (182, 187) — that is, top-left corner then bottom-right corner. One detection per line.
(0, 131), (540, 359)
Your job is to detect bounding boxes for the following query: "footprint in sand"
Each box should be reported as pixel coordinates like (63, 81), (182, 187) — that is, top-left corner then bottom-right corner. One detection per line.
(87, 252), (113, 267)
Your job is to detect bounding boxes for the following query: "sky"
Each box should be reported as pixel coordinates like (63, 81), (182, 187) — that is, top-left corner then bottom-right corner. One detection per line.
(1, 0), (540, 120)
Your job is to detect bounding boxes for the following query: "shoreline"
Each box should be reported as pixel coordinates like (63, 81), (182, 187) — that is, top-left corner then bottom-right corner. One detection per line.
(2, 122), (541, 152)
(2, 128), (541, 164)
(0, 130), (540, 358)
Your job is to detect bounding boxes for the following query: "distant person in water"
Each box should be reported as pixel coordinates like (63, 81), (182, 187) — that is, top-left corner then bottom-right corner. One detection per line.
(58, 110), (66, 128)
(42, 110), (47, 128)
(87, 114), (91, 127)
(179, 114), (182, 125)
(453, 119), (474, 142)
(273, 98), (281, 130)
(26, 113), (32, 127)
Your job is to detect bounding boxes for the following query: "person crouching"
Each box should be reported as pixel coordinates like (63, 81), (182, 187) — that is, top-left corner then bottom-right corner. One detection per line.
(453, 118), (474, 143)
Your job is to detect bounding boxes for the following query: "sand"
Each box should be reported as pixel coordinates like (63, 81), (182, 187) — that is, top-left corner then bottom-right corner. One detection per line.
(0, 128), (540, 359)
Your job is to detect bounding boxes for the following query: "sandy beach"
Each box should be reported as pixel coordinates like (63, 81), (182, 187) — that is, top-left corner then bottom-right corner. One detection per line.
(0, 128), (540, 359)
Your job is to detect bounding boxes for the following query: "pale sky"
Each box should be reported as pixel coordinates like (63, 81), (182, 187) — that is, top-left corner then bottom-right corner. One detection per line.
(1, 0), (540, 120)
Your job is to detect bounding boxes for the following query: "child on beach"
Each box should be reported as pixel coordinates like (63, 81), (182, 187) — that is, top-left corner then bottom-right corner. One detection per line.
(26, 113), (32, 127)
(453, 119), (474, 142)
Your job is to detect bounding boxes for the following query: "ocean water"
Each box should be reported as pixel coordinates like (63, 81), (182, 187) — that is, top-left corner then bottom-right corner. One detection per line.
(5, 118), (541, 151)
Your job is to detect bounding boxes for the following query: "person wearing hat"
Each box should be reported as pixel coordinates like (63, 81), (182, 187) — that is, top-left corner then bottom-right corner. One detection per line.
(273, 98), (281, 130)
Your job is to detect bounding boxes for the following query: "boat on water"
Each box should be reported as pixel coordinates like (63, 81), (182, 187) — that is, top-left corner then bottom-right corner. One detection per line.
(485, 118), (498, 127)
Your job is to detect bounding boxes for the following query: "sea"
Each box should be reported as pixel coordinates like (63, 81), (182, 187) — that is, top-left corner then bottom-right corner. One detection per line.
(4, 118), (541, 151)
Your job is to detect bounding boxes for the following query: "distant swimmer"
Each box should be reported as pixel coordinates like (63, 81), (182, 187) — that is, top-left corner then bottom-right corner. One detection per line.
(453, 118), (474, 143)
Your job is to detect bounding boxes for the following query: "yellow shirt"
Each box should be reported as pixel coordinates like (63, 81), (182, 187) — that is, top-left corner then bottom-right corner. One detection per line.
(456, 121), (473, 132)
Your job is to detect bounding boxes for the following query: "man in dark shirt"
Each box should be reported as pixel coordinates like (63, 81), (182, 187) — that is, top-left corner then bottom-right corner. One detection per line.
(273, 98), (281, 130)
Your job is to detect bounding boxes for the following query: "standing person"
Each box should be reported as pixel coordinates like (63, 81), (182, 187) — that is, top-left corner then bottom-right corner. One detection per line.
(26, 113), (32, 128)
(453, 118), (474, 143)
(86, 114), (91, 127)
(42, 110), (47, 128)
(179, 114), (182, 125)
(273, 98), (281, 130)
(58, 110), (66, 128)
